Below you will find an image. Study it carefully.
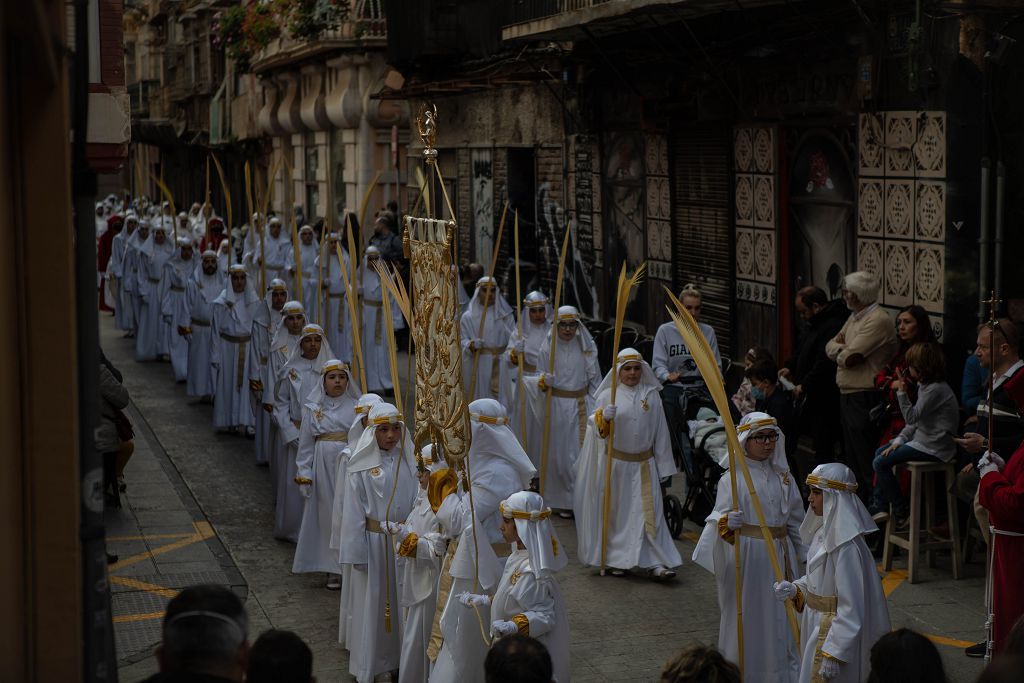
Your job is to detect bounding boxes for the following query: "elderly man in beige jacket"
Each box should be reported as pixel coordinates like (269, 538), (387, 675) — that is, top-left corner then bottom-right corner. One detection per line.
(825, 271), (897, 498)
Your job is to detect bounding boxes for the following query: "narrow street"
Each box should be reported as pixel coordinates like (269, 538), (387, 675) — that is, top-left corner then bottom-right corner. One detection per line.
(101, 315), (988, 682)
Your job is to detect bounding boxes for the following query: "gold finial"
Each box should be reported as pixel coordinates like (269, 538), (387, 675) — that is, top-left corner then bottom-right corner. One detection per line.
(416, 104), (439, 161)
(984, 290), (1001, 326)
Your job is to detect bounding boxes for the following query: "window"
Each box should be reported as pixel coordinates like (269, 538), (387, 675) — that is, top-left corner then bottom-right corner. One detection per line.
(304, 132), (319, 222)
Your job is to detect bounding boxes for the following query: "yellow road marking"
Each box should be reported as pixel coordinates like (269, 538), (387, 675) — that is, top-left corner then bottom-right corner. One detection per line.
(110, 521), (215, 572)
(682, 531), (700, 543)
(108, 532), (193, 542)
(113, 610), (166, 624)
(111, 575), (179, 599)
(926, 633), (976, 649)
(879, 567), (907, 597)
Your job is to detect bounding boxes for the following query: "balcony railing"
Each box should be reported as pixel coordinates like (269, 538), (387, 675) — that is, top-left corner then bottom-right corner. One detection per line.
(508, 0), (614, 24)
(251, 0), (386, 72)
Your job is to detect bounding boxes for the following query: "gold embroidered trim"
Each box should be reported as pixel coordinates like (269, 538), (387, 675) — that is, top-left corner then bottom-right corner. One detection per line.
(511, 613), (530, 636)
(398, 532), (419, 558)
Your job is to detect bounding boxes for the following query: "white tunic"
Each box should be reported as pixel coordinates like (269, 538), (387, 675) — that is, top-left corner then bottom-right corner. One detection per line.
(292, 393), (355, 574)
(397, 488), (442, 683)
(287, 241), (321, 323)
(160, 257), (193, 382)
(693, 457), (807, 682)
(505, 321), (548, 467)
(531, 339), (600, 508)
(340, 445), (418, 683)
(360, 266), (404, 393)
(319, 249), (354, 364)
(271, 358), (320, 542)
(460, 306), (515, 404)
(793, 529), (890, 683)
(135, 245), (173, 360)
(181, 271), (220, 398)
(109, 230), (135, 331)
(490, 549), (571, 683)
(264, 334), (299, 498)
(209, 291), (260, 429)
(245, 233), (292, 288)
(574, 383), (682, 570)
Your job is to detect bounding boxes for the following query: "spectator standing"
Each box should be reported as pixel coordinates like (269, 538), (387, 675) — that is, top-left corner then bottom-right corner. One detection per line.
(731, 346), (773, 416)
(781, 286), (848, 466)
(825, 271), (897, 497)
(869, 342), (959, 525)
(962, 352), (989, 417)
(97, 351), (132, 510)
(369, 210), (405, 266)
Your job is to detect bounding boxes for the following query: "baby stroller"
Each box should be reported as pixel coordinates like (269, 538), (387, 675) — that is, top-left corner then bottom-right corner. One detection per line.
(660, 369), (729, 538)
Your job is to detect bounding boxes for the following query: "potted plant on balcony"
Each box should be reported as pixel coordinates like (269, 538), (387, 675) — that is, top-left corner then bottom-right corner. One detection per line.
(278, 0), (348, 42)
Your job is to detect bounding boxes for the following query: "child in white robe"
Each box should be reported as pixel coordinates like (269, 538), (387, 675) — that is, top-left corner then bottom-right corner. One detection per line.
(386, 444), (444, 683)
(292, 359), (360, 586)
(574, 348), (682, 579)
(460, 276), (515, 404)
(339, 402), (419, 683)
(773, 463), (891, 683)
(505, 291), (552, 470)
(531, 305), (600, 512)
(693, 412), (806, 682)
(457, 490), (571, 683)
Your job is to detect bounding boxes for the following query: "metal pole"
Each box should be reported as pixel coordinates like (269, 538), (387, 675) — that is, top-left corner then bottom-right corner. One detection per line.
(994, 161), (1005, 304)
(978, 158), (990, 319)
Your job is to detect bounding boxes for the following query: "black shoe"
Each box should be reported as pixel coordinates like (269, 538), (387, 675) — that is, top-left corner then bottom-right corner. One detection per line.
(965, 641), (987, 658)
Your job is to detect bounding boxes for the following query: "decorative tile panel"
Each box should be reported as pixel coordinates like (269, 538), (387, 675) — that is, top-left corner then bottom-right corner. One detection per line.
(753, 229), (776, 283)
(753, 128), (775, 173)
(735, 228), (755, 279)
(645, 133), (669, 176)
(858, 179), (883, 235)
(736, 280), (776, 305)
(648, 260), (672, 281)
(884, 179), (914, 238)
(914, 243), (945, 313)
(859, 113), (884, 175)
(883, 241), (914, 307)
(647, 219), (672, 261)
(646, 176), (670, 220)
(735, 174), (754, 226)
(913, 112), (946, 178)
(753, 175), (775, 227)
(885, 111), (917, 177)
(734, 128), (754, 172)
(915, 180), (945, 242)
(857, 238), (884, 276)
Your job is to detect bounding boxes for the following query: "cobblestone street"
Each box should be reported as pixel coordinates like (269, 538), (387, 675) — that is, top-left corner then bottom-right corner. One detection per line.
(100, 317), (990, 682)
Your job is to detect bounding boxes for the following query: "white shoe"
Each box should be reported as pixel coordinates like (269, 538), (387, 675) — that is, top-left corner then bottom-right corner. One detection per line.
(648, 565), (677, 581)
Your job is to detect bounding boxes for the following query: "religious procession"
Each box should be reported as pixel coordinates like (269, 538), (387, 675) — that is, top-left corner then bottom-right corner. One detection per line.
(10, 2), (1024, 683)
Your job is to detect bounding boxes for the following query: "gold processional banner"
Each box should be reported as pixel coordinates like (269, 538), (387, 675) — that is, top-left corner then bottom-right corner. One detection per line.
(406, 215), (469, 462)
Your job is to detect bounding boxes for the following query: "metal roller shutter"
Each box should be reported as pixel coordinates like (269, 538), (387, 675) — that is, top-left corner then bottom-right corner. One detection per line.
(671, 124), (733, 358)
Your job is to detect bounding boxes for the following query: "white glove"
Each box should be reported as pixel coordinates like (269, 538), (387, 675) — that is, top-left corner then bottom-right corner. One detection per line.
(819, 656), (841, 680)
(422, 531), (446, 557)
(385, 521), (409, 541)
(490, 620), (518, 638)
(979, 450), (1006, 478)
(299, 483), (311, 499)
(726, 510), (745, 530)
(457, 592), (491, 607)
(602, 404), (618, 421)
(773, 580), (798, 602)
(513, 338), (526, 353)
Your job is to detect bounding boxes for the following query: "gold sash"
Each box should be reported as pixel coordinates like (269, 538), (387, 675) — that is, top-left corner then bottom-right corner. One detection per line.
(550, 386), (588, 446)
(474, 346), (503, 398)
(738, 524), (794, 582)
(316, 431), (348, 442)
(191, 318), (210, 327)
(219, 333), (251, 391)
(365, 299), (383, 343)
(805, 590), (839, 683)
(427, 538), (458, 661)
(612, 447), (656, 537)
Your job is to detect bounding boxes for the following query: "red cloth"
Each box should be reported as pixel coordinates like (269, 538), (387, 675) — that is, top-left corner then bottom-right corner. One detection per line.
(97, 225), (118, 271)
(978, 369), (1024, 654)
(200, 232), (226, 254)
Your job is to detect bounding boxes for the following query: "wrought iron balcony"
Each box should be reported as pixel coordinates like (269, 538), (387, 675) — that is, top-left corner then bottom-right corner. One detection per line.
(250, 0), (387, 73)
(502, 0), (689, 41)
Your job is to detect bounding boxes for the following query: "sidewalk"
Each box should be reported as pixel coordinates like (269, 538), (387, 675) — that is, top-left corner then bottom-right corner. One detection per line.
(106, 401), (247, 680)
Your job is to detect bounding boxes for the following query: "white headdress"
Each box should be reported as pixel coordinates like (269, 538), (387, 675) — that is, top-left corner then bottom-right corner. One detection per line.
(734, 411), (789, 474)
(467, 275), (515, 323)
(595, 347), (661, 398)
(500, 490), (566, 576)
(281, 323), (335, 371)
(349, 393), (383, 447)
(468, 398), (537, 488)
(270, 300), (305, 350)
(800, 463), (877, 562)
(521, 290), (553, 325)
(304, 358), (362, 408)
(544, 305), (597, 354)
(347, 402), (415, 474)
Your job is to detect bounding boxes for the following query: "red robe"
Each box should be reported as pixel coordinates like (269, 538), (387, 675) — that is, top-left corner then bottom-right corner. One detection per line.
(978, 369), (1024, 654)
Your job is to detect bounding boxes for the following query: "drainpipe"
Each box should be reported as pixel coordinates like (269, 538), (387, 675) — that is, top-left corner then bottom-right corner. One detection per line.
(994, 161), (1005, 304)
(978, 157), (990, 319)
